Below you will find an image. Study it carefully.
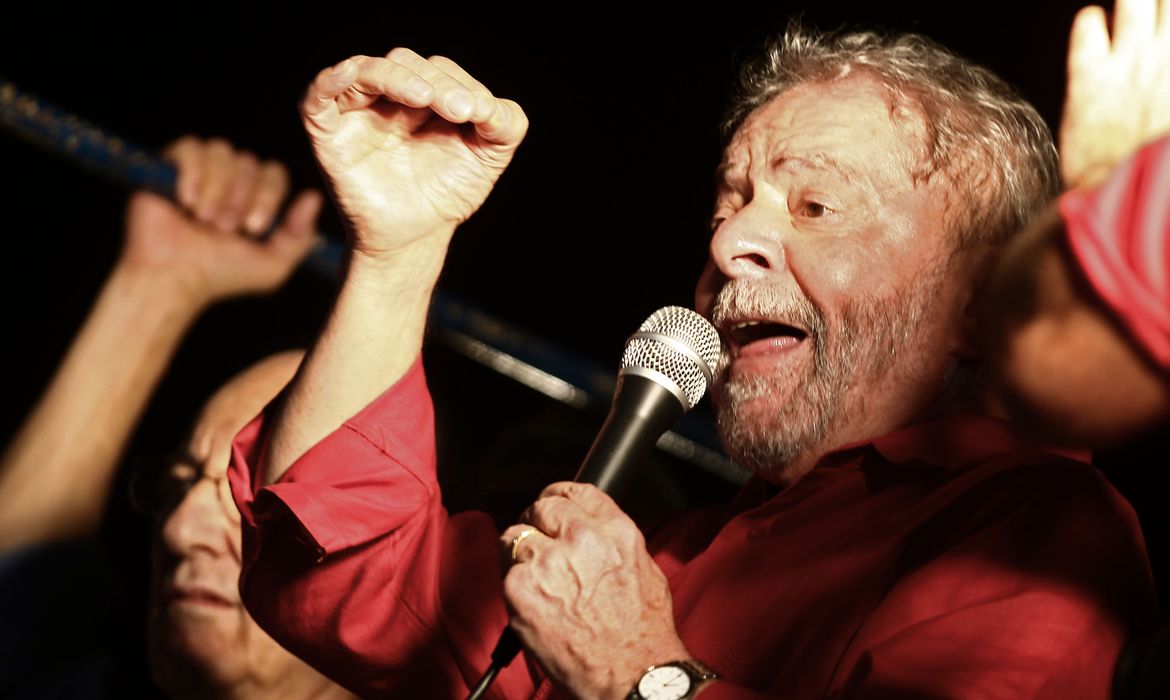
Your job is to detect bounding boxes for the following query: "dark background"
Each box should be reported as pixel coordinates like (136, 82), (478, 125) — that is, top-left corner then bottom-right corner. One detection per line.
(1, 1), (1163, 694)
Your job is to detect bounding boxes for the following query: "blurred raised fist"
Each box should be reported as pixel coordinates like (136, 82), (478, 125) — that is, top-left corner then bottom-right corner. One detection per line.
(121, 135), (323, 308)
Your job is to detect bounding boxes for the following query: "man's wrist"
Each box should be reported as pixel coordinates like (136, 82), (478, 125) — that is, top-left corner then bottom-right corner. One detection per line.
(346, 221), (456, 272)
(627, 658), (719, 700)
(107, 262), (208, 322)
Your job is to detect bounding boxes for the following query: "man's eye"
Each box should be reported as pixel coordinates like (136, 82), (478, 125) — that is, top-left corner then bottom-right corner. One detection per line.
(709, 217), (726, 232)
(799, 201), (833, 218)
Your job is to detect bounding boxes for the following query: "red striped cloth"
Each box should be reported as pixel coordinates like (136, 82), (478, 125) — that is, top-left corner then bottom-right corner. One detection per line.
(1061, 135), (1170, 369)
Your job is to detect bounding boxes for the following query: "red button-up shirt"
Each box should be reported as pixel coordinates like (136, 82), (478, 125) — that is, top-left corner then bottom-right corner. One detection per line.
(229, 359), (1155, 698)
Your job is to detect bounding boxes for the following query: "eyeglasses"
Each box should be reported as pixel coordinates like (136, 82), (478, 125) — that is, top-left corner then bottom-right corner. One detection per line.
(128, 450), (239, 523)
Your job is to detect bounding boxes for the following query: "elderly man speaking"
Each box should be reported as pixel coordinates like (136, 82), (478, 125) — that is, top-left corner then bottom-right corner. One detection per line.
(228, 2), (1163, 698)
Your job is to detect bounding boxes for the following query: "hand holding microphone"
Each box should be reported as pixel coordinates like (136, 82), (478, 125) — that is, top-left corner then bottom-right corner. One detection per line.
(467, 307), (722, 700)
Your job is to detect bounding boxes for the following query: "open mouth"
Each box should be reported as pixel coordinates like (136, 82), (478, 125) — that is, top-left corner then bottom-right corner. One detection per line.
(727, 320), (808, 351)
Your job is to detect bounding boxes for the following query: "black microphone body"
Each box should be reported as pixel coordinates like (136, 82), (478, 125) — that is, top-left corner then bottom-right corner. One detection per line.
(574, 373), (686, 497)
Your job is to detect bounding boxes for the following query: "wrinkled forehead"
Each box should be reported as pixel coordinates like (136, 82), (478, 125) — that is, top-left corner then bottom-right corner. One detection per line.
(720, 74), (931, 187)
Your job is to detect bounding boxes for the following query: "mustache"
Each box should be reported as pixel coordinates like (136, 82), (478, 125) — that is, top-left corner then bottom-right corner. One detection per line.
(709, 278), (825, 338)
(707, 279), (827, 384)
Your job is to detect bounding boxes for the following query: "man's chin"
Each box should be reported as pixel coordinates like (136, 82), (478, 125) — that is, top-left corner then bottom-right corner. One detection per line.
(715, 390), (833, 484)
(714, 376), (791, 421)
(715, 384), (802, 442)
(150, 618), (244, 682)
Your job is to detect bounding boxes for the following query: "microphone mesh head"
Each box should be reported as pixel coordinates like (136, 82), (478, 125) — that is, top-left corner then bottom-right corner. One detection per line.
(620, 306), (723, 410)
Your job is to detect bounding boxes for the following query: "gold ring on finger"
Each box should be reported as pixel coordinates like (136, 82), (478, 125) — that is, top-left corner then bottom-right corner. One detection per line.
(510, 527), (537, 564)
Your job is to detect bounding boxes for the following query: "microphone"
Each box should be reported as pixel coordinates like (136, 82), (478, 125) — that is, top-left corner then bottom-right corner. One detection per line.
(466, 306), (722, 700)
(575, 305), (723, 497)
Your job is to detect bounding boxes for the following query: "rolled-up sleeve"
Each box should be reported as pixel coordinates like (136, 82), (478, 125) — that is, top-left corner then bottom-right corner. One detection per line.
(227, 358), (526, 698)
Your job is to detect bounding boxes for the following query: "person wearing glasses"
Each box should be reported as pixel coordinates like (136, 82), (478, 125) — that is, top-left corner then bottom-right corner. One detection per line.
(0, 137), (350, 699)
(133, 350), (354, 700)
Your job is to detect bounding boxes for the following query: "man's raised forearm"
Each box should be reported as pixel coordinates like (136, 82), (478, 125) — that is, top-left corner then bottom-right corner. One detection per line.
(263, 237), (452, 485)
(258, 50), (527, 484)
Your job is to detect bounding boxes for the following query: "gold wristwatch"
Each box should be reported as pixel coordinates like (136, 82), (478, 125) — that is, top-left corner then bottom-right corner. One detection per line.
(628, 659), (718, 700)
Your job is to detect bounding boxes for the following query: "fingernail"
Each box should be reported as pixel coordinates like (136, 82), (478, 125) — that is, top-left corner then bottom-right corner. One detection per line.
(407, 77), (433, 101)
(245, 211), (266, 232)
(446, 91), (473, 119)
(332, 59), (356, 77)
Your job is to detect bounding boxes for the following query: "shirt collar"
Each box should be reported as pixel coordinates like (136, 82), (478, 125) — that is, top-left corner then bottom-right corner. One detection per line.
(729, 412), (1091, 515)
(838, 411), (1091, 468)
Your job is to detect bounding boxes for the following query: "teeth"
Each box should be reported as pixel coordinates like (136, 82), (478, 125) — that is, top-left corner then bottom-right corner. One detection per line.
(726, 319), (809, 342)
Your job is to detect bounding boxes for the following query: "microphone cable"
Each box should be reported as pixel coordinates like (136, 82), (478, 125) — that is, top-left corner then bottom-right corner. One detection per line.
(466, 628), (523, 700)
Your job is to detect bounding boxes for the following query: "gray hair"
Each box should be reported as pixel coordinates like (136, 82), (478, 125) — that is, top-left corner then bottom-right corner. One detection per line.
(724, 22), (1060, 252)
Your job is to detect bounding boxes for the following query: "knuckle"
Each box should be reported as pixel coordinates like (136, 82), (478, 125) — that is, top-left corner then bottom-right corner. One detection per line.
(386, 47), (418, 63)
(539, 483), (572, 502)
(206, 137), (233, 155)
(502, 100), (530, 132)
(167, 135), (199, 154)
(542, 545), (569, 570)
(502, 98), (525, 116)
(563, 482), (590, 498)
(502, 570), (524, 603)
(628, 526), (647, 550)
(235, 151), (260, 169)
(530, 498), (556, 525)
(538, 481), (571, 499)
(339, 55), (371, 74)
(312, 65), (335, 85)
(572, 482), (613, 509)
(262, 161), (290, 186)
(298, 93), (316, 115)
(580, 483), (609, 504)
(610, 518), (643, 551)
(385, 61), (419, 81)
(222, 198), (248, 217)
(562, 519), (589, 544)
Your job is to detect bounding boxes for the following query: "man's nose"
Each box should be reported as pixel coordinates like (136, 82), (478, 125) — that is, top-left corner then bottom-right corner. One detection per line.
(160, 481), (229, 556)
(708, 200), (787, 281)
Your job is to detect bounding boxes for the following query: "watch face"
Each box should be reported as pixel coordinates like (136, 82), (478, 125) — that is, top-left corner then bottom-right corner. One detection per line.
(638, 665), (693, 700)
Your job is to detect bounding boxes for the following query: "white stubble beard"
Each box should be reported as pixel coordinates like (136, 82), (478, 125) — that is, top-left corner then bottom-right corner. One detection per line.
(710, 275), (937, 484)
